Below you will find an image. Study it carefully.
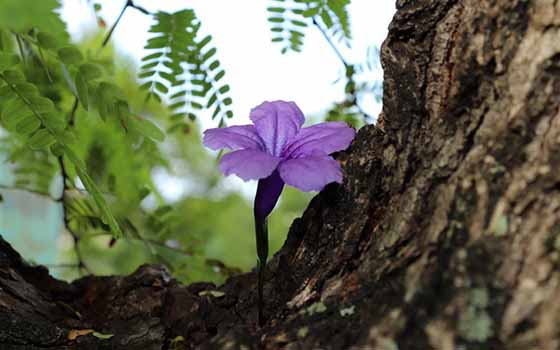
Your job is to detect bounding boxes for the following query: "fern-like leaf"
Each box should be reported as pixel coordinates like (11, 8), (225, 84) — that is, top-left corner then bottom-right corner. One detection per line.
(139, 10), (233, 130)
(267, 0), (352, 53)
(0, 65), (122, 237)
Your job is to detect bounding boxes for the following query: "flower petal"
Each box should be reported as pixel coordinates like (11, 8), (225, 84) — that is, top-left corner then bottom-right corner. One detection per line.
(203, 125), (264, 151)
(220, 149), (281, 181)
(282, 121), (355, 158)
(278, 154), (343, 192)
(249, 100), (305, 156)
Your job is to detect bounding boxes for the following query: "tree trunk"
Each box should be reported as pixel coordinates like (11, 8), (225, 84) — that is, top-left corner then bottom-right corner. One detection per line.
(2, 0), (560, 349)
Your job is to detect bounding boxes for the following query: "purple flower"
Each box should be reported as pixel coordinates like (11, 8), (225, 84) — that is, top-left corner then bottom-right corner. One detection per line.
(203, 100), (355, 217)
(203, 100), (355, 325)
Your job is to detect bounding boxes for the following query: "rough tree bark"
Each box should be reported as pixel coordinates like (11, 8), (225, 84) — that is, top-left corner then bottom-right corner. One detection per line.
(2, 0), (560, 349)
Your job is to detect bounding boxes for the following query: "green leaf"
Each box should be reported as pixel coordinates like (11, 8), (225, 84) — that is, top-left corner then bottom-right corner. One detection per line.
(79, 63), (103, 80)
(0, 53), (20, 70)
(28, 129), (56, 150)
(303, 7), (320, 17)
(291, 19), (308, 27)
(197, 35), (212, 50)
(12, 82), (39, 98)
(139, 187), (151, 201)
(320, 10), (333, 28)
(155, 82), (168, 94)
(218, 85), (230, 94)
(42, 112), (66, 132)
(208, 60), (220, 71)
(141, 61), (159, 70)
(129, 117), (165, 142)
(202, 48), (217, 63)
(0, 0), (68, 38)
(75, 72), (89, 110)
(139, 81), (152, 91)
(207, 93), (217, 108)
(268, 17), (284, 23)
(211, 106), (222, 120)
(214, 70), (225, 82)
(267, 7), (286, 13)
(169, 101), (186, 110)
(98, 82), (124, 100)
(37, 32), (59, 49)
(139, 70), (156, 79)
(141, 52), (163, 61)
(58, 47), (83, 65)
(50, 143), (65, 157)
(15, 116), (41, 135)
(2, 69), (25, 83)
(28, 96), (55, 113)
(170, 90), (187, 99)
(63, 146), (123, 237)
(1, 98), (31, 129)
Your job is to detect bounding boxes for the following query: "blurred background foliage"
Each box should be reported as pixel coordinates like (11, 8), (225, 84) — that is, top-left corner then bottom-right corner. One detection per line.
(0, 0), (384, 285)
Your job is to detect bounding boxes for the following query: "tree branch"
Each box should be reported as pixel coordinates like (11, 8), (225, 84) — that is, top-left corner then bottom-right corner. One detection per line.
(101, 0), (152, 48)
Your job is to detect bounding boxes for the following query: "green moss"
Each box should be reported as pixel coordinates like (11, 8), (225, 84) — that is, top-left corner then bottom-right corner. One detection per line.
(459, 309), (493, 342)
(489, 215), (508, 236)
(297, 326), (309, 338)
(378, 339), (399, 350)
(303, 301), (327, 316)
(470, 288), (489, 308)
(458, 288), (493, 342)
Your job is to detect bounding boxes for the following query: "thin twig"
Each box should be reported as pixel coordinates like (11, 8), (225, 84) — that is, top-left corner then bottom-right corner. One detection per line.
(129, 1), (152, 15)
(68, 98), (79, 127)
(82, 231), (194, 257)
(312, 18), (374, 121)
(101, 0), (145, 48)
(312, 18), (349, 69)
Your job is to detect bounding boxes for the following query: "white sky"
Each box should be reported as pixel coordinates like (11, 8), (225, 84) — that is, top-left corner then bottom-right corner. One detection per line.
(61, 0), (395, 123)
(60, 0), (396, 201)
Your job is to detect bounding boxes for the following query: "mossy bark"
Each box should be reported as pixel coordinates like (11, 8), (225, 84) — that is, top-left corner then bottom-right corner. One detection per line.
(2, 0), (560, 349)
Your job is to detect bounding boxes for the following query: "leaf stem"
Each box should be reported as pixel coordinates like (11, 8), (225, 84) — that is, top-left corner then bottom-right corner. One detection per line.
(14, 33), (26, 65)
(68, 97), (79, 127)
(58, 155), (92, 275)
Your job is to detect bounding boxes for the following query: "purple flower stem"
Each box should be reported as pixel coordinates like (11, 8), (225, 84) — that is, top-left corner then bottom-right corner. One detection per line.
(253, 171), (284, 326)
(254, 215), (268, 327)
